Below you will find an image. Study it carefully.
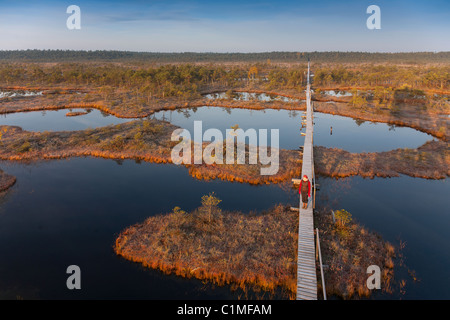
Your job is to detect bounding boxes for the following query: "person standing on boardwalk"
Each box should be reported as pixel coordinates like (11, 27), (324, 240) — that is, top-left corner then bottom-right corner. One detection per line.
(299, 175), (311, 209)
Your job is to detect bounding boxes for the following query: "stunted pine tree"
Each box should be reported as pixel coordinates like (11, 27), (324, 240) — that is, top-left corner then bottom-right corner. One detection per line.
(248, 66), (259, 80)
(201, 192), (222, 223)
(335, 209), (352, 228)
(351, 89), (367, 109)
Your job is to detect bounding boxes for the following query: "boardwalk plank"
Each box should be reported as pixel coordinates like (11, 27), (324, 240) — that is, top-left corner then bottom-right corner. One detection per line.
(296, 62), (318, 300)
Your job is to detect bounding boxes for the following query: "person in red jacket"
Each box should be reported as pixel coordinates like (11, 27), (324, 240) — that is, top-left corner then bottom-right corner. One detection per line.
(299, 175), (311, 209)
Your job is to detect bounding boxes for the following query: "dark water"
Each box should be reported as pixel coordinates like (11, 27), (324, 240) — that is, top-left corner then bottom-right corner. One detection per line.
(317, 175), (450, 299)
(0, 105), (447, 299)
(0, 159), (448, 299)
(0, 109), (134, 132)
(0, 158), (295, 299)
(153, 107), (434, 152)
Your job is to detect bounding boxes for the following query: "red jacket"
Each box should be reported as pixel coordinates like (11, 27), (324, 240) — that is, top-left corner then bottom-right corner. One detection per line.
(299, 179), (311, 197)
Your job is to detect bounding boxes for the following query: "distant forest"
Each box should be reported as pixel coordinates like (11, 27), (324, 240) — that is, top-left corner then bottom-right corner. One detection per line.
(0, 50), (449, 63)
(1, 60), (447, 98)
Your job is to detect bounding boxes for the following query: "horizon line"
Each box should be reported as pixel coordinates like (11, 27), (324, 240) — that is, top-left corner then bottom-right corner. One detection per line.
(1, 50), (449, 54)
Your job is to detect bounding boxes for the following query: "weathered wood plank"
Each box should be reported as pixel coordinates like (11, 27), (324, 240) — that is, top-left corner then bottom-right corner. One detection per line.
(296, 61), (318, 300)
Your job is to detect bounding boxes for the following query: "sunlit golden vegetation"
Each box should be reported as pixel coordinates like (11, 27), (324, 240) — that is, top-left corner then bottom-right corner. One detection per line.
(115, 194), (397, 299)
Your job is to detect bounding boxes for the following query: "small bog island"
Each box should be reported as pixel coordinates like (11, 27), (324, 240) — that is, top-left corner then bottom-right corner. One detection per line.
(65, 110), (89, 117)
(114, 193), (396, 299)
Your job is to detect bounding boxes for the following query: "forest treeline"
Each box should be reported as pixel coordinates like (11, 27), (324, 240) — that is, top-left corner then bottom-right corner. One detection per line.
(1, 50), (450, 63)
(0, 62), (448, 96)
(0, 64), (249, 98)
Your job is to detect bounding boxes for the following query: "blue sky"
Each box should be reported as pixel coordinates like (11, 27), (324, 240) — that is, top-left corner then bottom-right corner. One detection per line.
(0, 0), (448, 52)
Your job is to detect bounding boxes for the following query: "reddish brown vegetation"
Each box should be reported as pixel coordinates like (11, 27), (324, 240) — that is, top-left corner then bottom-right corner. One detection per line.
(315, 140), (450, 179)
(186, 149), (302, 185)
(314, 100), (448, 141)
(315, 208), (396, 299)
(65, 111), (89, 117)
(0, 118), (447, 185)
(1, 83), (447, 140)
(114, 199), (397, 299)
(1, 86), (448, 183)
(114, 203), (299, 298)
(0, 170), (16, 192)
(0, 122), (302, 186)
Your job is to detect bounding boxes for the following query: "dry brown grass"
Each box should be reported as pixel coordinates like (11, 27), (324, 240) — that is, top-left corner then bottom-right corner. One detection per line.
(65, 111), (89, 117)
(315, 140), (450, 179)
(115, 202), (299, 299)
(115, 198), (399, 300)
(0, 121), (303, 185)
(315, 208), (396, 299)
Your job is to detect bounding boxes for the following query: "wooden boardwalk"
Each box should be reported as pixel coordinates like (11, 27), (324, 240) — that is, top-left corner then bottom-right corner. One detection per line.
(296, 61), (318, 300)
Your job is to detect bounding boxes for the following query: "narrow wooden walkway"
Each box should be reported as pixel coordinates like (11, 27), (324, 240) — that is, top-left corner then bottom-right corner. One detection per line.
(296, 61), (318, 300)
